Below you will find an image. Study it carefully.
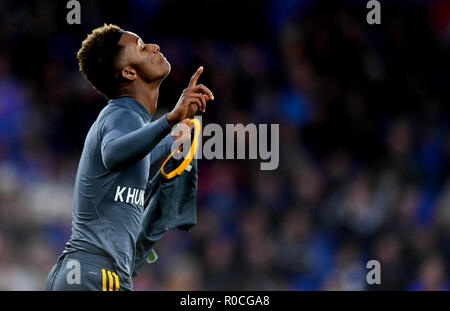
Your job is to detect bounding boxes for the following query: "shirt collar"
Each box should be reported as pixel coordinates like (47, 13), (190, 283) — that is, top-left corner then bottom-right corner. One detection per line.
(108, 97), (152, 122)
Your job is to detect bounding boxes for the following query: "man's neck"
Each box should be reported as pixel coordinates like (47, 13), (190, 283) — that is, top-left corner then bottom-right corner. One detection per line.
(118, 80), (160, 117)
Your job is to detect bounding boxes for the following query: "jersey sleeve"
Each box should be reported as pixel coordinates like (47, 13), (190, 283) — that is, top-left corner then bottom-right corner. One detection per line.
(149, 134), (175, 165)
(100, 108), (172, 171)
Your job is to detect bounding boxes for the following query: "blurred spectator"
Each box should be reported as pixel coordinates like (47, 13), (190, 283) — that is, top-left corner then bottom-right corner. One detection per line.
(407, 253), (450, 291)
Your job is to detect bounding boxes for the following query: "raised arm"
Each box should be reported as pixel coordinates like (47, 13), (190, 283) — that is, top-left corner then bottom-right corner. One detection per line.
(101, 109), (171, 171)
(149, 134), (174, 165)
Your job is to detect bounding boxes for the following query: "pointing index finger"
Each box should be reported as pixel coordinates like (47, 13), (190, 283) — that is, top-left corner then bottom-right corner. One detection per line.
(188, 66), (203, 87)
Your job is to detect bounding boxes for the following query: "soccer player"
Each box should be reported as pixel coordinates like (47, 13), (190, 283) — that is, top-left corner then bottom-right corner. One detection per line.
(45, 24), (214, 291)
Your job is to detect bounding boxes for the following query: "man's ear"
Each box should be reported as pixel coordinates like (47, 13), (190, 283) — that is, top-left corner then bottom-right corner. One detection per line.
(121, 67), (137, 81)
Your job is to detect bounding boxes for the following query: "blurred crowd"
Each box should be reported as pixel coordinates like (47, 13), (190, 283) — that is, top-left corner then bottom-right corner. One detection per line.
(0, 0), (449, 290)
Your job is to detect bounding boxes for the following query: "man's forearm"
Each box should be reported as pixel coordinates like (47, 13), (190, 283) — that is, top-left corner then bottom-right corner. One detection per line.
(102, 114), (172, 171)
(150, 134), (175, 165)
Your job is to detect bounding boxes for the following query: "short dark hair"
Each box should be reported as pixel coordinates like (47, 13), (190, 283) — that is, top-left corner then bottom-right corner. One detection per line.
(77, 24), (124, 99)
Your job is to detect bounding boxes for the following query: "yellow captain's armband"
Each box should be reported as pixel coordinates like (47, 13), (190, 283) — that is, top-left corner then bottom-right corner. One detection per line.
(161, 118), (200, 180)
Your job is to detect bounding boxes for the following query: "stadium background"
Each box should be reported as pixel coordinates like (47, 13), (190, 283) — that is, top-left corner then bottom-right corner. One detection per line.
(0, 0), (449, 290)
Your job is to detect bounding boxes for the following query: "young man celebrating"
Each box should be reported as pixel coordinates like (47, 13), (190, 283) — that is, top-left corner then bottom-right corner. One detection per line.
(45, 24), (214, 291)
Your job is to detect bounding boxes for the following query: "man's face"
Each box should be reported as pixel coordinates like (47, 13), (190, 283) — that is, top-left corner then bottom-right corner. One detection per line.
(117, 31), (171, 83)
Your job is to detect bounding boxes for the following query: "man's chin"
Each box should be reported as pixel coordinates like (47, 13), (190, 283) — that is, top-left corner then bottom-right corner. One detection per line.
(164, 60), (171, 76)
(160, 62), (171, 81)
(166, 62), (172, 76)
(146, 62), (171, 83)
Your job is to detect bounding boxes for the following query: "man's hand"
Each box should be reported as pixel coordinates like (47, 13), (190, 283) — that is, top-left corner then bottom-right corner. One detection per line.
(166, 66), (214, 127)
